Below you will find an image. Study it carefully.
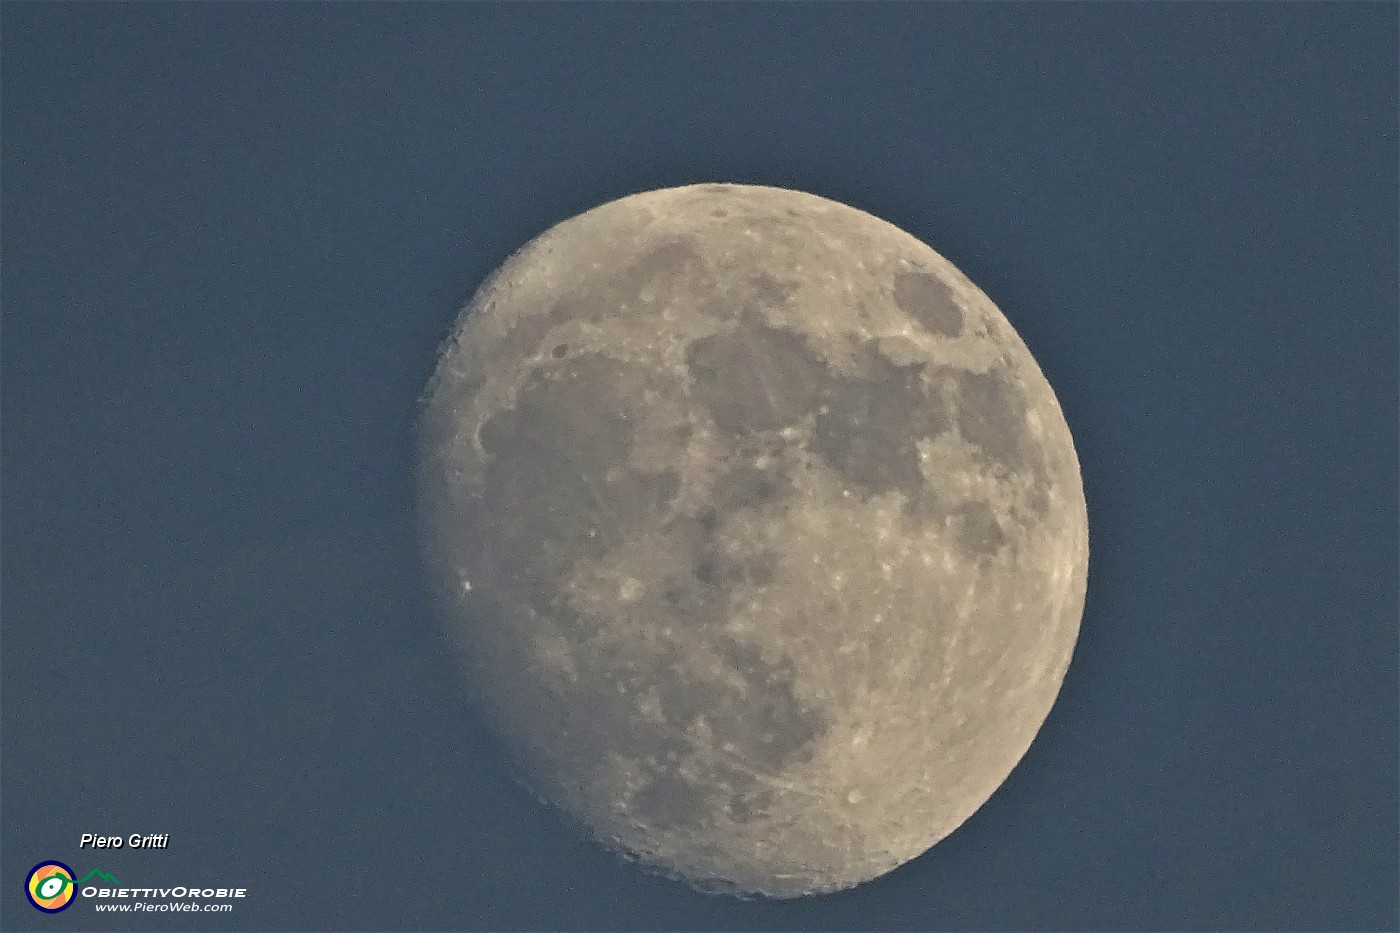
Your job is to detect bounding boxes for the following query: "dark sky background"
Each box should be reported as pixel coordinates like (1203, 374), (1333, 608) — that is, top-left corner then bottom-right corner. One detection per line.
(3, 4), (1396, 931)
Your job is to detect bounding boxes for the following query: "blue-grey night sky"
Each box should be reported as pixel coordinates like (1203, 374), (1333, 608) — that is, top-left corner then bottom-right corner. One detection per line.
(3, 4), (1396, 931)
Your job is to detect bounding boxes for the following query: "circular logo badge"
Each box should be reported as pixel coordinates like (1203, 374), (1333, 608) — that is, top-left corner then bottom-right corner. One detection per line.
(26, 861), (76, 912)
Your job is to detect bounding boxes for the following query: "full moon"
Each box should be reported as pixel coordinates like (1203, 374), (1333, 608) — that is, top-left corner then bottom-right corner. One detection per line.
(418, 184), (1088, 897)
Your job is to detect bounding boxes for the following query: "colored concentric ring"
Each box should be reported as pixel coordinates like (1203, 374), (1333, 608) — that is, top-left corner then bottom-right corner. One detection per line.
(26, 861), (76, 913)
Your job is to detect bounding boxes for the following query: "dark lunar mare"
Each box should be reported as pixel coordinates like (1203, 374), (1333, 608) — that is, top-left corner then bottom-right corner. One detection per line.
(436, 311), (1041, 841)
(439, 343), (835, 839)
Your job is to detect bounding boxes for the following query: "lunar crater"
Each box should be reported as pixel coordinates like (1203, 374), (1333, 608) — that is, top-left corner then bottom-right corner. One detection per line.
(893, 268), (965, 337)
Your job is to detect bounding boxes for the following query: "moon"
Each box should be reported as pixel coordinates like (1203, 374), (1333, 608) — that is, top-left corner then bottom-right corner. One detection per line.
(418, 183), (1088, 897)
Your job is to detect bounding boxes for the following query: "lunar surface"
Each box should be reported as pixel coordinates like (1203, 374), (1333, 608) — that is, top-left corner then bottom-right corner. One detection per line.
(418, 183), (1088, 897)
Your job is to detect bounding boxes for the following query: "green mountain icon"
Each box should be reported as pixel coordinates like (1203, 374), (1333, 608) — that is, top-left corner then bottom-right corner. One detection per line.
(75, 869), (120, 885)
